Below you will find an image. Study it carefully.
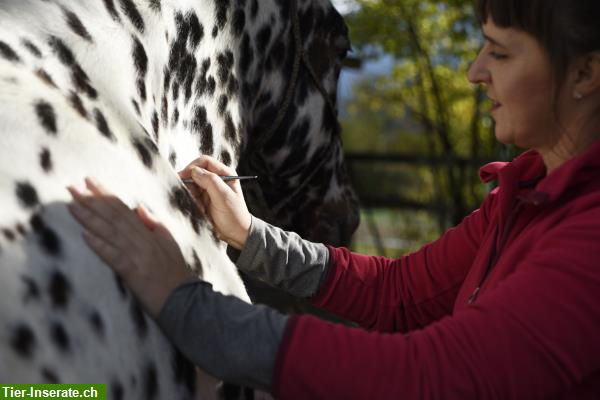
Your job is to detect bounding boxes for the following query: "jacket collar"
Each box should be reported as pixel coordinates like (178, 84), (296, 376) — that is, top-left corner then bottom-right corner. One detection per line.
(479, 138), (600, 206)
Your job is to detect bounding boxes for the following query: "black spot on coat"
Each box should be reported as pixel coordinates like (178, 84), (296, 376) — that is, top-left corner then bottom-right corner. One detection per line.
(41, 367), (60, 383)
(130, 300), (148, 338)
(68, 92), (88, 118)
(48, 36), (75, 66)
(22, 276), (41, 302)
(71, 64), (98, 99)
(102, 0), (121, 21)
(3, 228), (16, 241)
(192, 106), (214, 154)
(114, 274), (128, 298)
(152, 111), (159, 140)
(147, 0), (161, 12)
(30, 214), (62, 257)
(188, 13), (204, 48)
(137, 78), (147, 102)
(200, 123), (214, 155)
(132, 137), (157, 169)
(144, 363), (159, 400)
(111, 381), (125, 400)
(0, 41), (21, 62)
(63, 9), (93, 42)
(223, 112), (237, 144)
(40, 147), (53, 173)
(218, 95), (228, 115)
(189, 251), (203, 278)
(256, 25), (272, 54)
(11, 324), (36, 358)
(118, 0), (145, 33)
(132, 36), (148, 78)
(48, 270), (71, 309)
(35, 101), (57, 136)
(94, 109), (116, 141)
(215, 0), (229, 29)
(206, 76), (216, 96)
(21, 39), (41, 57)
(16, 182), (39, 209)
(240, 34), (254, 75)
(50, 322), (70, 352)
(131, 99), (141, 116)
(216, 52), (233, 86)
(161, 95), (169, 126)
(169, 187), (203, 233)
(89, 310), (105, 338)
(232, 9), (246, 37)
(221, 150), (233, 167)
(251, 0), (259, 20)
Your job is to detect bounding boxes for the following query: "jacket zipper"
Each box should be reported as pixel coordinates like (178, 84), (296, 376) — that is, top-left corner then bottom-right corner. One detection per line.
(468, 201), (524, 304)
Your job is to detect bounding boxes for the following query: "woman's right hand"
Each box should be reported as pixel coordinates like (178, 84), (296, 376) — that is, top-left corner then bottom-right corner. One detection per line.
(179, 155), (252, 250)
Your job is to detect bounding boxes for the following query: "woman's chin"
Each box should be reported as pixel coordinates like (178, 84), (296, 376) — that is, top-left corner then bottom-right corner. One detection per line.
(494, 129), (514, 146)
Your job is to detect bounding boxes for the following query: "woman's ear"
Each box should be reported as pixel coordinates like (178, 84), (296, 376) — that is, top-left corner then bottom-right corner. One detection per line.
(572, 52), (600, 98)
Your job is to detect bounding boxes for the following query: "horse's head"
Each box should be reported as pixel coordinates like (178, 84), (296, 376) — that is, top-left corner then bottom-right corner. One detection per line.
(235, 0), (360, 246)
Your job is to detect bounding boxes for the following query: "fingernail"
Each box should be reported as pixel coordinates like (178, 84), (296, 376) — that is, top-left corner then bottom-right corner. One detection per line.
(191, 167), (204, 177)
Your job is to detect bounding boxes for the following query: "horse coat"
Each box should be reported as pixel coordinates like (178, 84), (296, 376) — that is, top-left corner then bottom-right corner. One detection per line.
(0, 0), (356, 398)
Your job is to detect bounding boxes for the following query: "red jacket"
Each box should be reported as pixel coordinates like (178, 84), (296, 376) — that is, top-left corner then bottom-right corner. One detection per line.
(273, 139), (600, 399)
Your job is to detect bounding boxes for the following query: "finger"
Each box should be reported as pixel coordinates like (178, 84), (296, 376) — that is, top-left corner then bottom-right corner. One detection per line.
(136, 205), (181, 261)
(140, 207), (174, 241)
(190, 167), (237, 203)
(199, 190), (212, 221)
(69, 188), (134, 235)
(179, 155), (235, 178)
(68, 184), (120, 226)
(84, 178), (129, 215)
(82, 231), (128, 274)
(69, 186), (149, 256)
(69, 201), (118, 249)
(183, 183), (207, 215)
(83, 178), (151, 240)
(136, 204), (162, 231)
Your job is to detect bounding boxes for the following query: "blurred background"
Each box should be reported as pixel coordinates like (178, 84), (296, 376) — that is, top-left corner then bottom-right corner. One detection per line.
(331, 0), (520, 257)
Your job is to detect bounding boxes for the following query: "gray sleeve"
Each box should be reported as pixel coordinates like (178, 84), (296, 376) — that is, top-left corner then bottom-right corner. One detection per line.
(157, 279), (288, 392)
(233, 216), (331, 298)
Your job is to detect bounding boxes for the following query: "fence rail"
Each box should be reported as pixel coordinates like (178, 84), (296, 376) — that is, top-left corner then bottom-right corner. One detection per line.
(345, 152), (493, 211)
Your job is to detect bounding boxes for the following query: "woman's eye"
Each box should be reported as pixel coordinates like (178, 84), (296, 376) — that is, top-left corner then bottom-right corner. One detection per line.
(489, 51), (508, 60)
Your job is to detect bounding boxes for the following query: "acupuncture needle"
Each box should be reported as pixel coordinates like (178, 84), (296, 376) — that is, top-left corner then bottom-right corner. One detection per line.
(182, 175), (258, 184)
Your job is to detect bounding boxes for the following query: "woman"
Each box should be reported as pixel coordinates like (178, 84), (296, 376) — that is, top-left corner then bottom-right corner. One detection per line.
(67, 0), (600, 398)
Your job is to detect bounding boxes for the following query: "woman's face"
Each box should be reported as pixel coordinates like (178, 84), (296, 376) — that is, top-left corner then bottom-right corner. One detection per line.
(468, 20), (562, 151)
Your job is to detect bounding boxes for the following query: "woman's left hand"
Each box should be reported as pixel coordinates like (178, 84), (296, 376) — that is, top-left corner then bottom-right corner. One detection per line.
(67, 177), (194, 318)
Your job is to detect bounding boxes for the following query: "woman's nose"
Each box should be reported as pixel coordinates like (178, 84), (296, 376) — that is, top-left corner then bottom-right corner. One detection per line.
(467, 53), (490, 84)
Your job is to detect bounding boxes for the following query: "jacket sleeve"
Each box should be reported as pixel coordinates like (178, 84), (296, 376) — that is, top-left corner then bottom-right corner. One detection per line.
(234, 216), (330, 298)
(274, 206), (600, 400)
(311, 193), (496, 333)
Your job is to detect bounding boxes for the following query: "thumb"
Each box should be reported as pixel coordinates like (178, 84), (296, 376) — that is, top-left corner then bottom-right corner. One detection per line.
(191, 167), (230, 201)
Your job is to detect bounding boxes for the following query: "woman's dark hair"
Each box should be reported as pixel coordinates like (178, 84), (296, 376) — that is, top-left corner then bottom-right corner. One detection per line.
(475, 0), (600, 98)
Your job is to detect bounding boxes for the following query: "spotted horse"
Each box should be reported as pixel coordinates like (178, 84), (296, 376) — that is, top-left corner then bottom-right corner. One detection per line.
(0, 0), (358, 399)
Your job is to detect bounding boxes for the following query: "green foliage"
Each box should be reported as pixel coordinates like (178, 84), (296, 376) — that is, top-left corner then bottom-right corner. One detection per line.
(340, 0), (514, 253)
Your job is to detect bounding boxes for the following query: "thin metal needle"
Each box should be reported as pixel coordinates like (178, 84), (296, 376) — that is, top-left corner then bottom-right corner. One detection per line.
(182, 176), (258, 184)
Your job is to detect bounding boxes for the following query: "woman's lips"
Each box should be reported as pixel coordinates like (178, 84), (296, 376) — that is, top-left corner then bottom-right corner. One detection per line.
(491, 101), (502, 112)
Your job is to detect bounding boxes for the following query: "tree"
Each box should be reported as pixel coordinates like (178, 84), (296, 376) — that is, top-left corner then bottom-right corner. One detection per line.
(341, 0), (517, 233)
